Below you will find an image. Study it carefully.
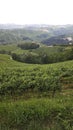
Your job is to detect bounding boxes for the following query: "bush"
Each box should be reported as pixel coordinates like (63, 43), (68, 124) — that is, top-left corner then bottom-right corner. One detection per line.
(18, 42), (40, 50)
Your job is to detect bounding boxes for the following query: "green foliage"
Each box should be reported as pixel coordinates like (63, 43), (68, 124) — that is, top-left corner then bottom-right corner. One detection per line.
(0, 26), (73, 129)
(1, 44), (73, 64)
(0, 28), (50, 44)
(11, 45), (73, 64)
(0, 54), (73, 97)
(18, 42), (40, 50)
(0, 54), (73, 130)
(0, 97), (73, 130)
(41, 36), (70, 45)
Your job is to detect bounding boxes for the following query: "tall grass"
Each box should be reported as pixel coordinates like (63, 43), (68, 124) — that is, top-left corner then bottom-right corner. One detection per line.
(0, 97), (73, 130)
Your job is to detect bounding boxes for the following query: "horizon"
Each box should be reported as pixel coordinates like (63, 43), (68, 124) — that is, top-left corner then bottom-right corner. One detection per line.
(0, 23), (73, 26)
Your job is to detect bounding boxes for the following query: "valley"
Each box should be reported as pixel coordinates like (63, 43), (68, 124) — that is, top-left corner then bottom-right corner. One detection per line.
(0, 24), (73, 130)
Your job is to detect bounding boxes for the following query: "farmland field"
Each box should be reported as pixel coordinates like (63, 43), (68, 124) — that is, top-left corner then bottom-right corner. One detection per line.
(0, 52), (73, 130)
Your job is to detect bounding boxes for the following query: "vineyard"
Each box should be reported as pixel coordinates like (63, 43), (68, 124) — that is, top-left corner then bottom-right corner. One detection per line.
(0, 53), (73, 130)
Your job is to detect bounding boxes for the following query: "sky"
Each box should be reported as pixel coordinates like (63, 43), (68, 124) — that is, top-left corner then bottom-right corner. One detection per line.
(0, 0), (73, 25)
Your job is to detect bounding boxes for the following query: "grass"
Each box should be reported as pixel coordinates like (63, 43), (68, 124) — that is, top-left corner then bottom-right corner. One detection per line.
(0, 44), (64, 55)
(0, 96), (73, 130)
(0, 54), (73, 130)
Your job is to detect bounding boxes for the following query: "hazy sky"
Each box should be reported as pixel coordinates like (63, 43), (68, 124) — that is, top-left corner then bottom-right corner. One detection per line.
(0, 0), (73, 25)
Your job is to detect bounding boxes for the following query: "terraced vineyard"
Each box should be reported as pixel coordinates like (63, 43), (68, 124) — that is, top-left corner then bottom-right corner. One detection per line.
(0, 53), (73, 130)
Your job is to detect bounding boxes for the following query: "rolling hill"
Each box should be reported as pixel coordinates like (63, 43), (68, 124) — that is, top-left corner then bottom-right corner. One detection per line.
(0, 24), (73, 130)
(0, 24), (73, 45)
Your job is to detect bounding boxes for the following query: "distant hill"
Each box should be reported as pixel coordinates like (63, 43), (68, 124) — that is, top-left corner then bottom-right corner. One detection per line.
(0, 24), (25, 29)
(41, 35), (73, 45)
(0, 24), (73, 44)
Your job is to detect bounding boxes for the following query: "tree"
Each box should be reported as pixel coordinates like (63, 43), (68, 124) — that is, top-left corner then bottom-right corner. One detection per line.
(18, 42), (39, 50)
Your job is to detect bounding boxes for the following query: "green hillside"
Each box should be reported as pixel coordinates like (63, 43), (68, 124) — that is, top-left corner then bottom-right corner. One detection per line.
(0, 43), (73, 64)
(0, 54), (73, 130)
(0, 29), (50, 44)
(0, 53), (73, 99)
(0, 24), (73, 45)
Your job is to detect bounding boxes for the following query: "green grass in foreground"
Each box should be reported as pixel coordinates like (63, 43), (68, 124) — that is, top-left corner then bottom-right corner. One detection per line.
(0, 54), (73, 130)
(0, 96), (73, 130)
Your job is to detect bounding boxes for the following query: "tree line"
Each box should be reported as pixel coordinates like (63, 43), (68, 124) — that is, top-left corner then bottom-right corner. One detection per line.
(12, 48), (73, 64)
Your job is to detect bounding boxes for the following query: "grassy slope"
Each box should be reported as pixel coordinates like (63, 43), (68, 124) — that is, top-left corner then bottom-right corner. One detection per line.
(0, 43), (65, 55)
(0, 43), (73, 55)
(0, 54), (73, 130)
(1, 53), (73, 68)
(0, 54), (73, 91)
